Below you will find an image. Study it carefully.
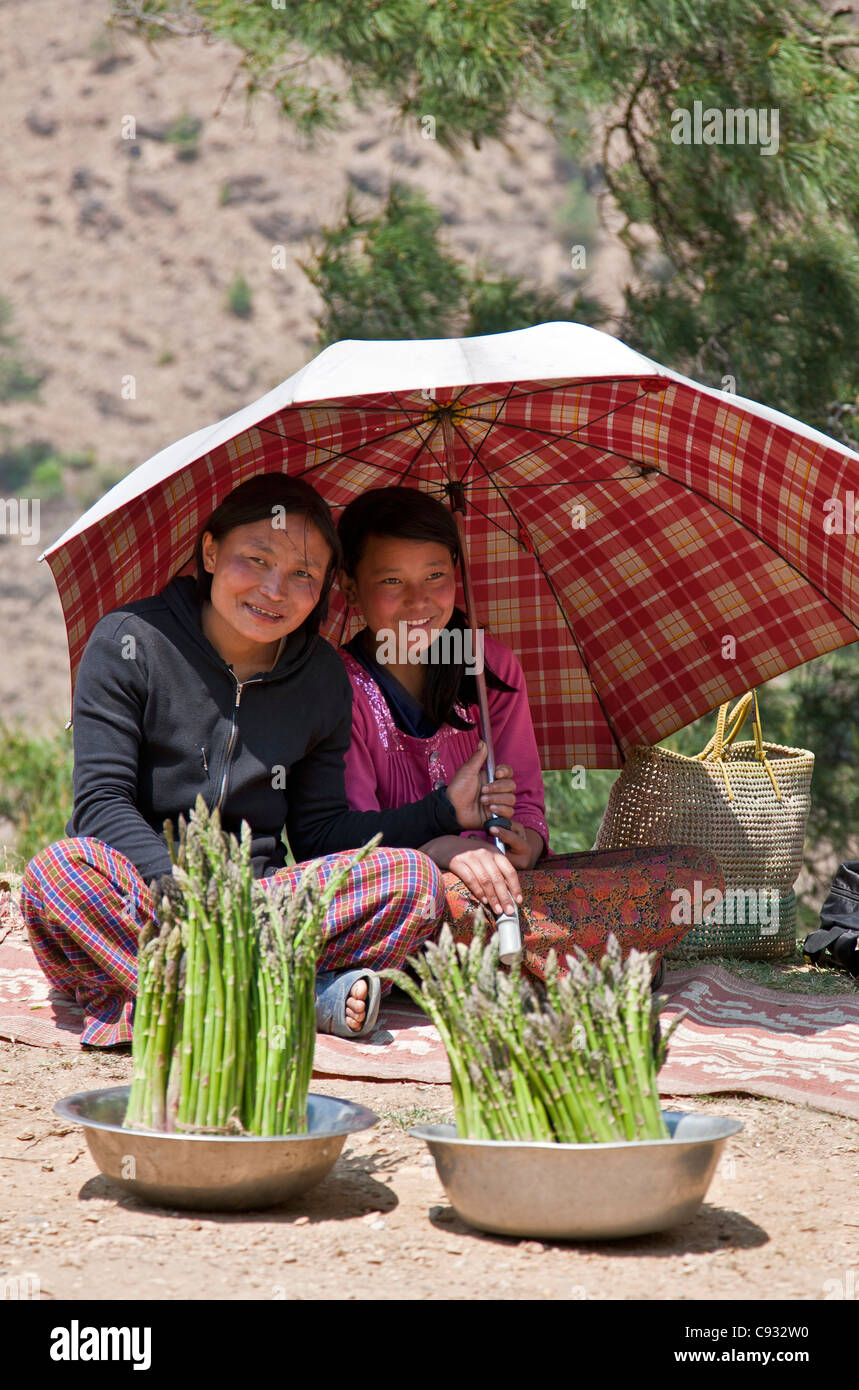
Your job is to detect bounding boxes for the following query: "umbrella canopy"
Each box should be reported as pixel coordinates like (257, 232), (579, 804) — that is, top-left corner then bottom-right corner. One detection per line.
(41, 322), (859, 769)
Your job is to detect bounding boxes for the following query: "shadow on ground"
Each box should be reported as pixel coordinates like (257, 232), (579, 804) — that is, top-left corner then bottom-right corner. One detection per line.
(427, 1201), (767, 1254)
(77, 1149), (400, 1224)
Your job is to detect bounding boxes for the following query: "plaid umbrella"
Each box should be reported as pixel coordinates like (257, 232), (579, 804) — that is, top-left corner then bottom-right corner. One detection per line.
(41, 322), (859, 769)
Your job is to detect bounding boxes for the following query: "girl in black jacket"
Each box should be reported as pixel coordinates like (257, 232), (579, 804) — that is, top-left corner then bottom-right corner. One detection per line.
(20, 474), (513, 1045)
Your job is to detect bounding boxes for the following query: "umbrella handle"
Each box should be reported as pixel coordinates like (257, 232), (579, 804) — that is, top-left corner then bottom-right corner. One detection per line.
(442, 419), (522, 963)
(447, 508), (500, 773)
(496, 906), (523, 965)
(491, 828), (523, 962)
(453, 521), (523, 959)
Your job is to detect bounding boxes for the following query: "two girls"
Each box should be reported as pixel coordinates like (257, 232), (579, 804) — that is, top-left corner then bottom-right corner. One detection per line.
(20, 475), (510, 1042)
(21, 475), (722, 1048)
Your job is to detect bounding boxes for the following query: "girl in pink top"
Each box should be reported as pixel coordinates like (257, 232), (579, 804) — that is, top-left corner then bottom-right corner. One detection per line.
(336, 488), (723, 982)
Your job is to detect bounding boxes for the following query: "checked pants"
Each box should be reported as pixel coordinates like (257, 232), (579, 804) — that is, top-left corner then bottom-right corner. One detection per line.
(19, 838), (446, 1047)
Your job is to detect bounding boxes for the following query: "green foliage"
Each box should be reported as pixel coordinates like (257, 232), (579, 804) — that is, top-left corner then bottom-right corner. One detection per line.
(0, 297), (43, 403)
(0, 298), (91, 500)
(29, 456), (64, 498)
(60, 450), (97, 471)
(113, 0), (576, 148)
(0, 722), (74, 867)
(552, 155), (599, 255)
(0, 439), (50, 493)
(543, 768), (619, 854)
(115, 0), (859, 440)
(466, 269), (602, 337)
(305, 182), (599, 345)
(225, 272), (253, 318)
(305, 183), (465, 343)
(784, 644), (859, 883)
(0, 439), (92, 498)
(165, 111), (202, 160)
(573, 0), (859, 443)
(625, 230), (859, 440)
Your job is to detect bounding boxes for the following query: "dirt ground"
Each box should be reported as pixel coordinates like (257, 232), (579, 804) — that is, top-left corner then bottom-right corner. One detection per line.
(1, 1039), (857, 1302)
(2, 0), (857, 1308)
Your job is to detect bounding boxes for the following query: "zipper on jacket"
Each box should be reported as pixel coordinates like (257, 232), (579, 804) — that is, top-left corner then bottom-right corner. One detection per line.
(215, 671), (263, 813)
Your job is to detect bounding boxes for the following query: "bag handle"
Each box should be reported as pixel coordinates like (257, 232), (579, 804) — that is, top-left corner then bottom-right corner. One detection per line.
(694, 690), (782, 801)
(697, 692), (754, 762)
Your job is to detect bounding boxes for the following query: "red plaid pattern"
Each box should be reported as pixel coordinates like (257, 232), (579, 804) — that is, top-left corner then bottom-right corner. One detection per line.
(46, 365), (859, 769)
(19, 838), (445, 1048)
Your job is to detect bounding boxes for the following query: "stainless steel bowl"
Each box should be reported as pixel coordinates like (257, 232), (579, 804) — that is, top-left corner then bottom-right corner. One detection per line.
(411, 1110), (742, 1240)
(55, 1086), (378, 1212)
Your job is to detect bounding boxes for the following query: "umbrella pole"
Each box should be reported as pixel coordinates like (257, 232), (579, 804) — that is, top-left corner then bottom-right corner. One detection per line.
(443, 467), (522, 966)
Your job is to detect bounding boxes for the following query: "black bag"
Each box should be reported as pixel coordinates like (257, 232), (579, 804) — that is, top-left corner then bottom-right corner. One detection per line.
(803, 861), (859, 977)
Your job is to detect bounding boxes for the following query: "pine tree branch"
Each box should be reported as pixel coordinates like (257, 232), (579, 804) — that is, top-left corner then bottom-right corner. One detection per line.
(110, 0), (208, 39)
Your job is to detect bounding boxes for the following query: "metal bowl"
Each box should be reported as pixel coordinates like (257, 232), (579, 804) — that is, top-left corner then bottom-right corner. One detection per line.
(55, 1086), (378, 1212)
(411, 1110), (743, 1240)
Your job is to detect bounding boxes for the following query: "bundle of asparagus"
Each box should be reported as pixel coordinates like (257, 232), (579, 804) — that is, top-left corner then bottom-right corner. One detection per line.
(382, 923), (678, 1144)
(245, 872), (337, 1137)
(125, 795), (377, 1136)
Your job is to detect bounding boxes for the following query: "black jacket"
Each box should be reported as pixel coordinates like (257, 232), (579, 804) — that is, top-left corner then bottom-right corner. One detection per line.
(66, 575), (461, 884)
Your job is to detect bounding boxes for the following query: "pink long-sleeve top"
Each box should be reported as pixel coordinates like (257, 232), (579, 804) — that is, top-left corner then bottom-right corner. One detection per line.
(338, 634), (550, 854)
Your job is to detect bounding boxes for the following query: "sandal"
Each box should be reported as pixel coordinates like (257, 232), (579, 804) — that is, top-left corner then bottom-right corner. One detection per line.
(315, 969), (381, 1039)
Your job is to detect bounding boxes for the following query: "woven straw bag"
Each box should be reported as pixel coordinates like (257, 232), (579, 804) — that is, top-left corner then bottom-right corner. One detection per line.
(593, 692), (814, 959)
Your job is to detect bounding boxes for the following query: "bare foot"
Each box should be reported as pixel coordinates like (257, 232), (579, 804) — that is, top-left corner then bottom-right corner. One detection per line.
(345, 976), (368, 1032)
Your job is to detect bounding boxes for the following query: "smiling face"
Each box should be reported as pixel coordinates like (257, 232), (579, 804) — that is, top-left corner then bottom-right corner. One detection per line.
(201, 513), (332, 667)
(340, 534), (457, 660)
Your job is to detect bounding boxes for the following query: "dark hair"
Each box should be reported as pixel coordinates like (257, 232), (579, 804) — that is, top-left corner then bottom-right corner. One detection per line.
(194, 473), (341, 638)
(337, 486), (515, 730)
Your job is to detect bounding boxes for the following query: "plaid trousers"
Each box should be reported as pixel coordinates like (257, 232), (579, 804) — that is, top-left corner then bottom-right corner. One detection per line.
(19, 838), (445, 1047)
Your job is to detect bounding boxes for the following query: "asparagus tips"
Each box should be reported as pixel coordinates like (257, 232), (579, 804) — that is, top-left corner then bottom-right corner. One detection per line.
(382, 930), (670, 1145)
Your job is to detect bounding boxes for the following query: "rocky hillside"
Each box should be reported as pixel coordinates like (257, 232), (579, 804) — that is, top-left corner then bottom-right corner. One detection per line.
(0, 0), (624, 734)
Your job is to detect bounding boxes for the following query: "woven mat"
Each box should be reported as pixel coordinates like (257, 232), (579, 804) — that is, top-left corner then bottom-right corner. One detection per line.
(3, 924), (858, 1120)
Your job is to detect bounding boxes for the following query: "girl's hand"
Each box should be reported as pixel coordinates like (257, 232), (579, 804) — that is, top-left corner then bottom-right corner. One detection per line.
(445, 742), (517, 829)
(448, 843), (523, 917)
(488, 820), (534, 871)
